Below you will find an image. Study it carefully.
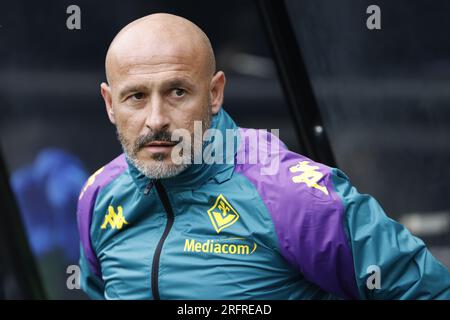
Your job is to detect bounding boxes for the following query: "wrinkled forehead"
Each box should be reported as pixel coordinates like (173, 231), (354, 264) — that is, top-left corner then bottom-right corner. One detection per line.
(106, 30), (208, 86)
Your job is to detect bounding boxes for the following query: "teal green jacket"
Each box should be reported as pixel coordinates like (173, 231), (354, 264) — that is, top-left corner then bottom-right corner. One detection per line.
(77, 108), (450, 299)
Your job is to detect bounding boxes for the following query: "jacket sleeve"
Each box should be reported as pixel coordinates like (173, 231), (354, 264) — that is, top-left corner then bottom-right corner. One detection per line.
(76, 155), (127, 300)
(333, 168), (450, 299)
(234, 129), (449, 299)
(79, 245), (105, 300)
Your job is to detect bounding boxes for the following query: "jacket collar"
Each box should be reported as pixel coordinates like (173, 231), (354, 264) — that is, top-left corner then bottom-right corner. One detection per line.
(126, 108), (239, 192)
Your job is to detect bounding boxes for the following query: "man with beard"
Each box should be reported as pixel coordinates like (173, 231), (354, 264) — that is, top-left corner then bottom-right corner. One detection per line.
(77, 13), (450, 300)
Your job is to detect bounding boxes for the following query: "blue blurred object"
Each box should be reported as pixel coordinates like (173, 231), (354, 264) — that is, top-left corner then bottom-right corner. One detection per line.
(10, 148), (88, 262)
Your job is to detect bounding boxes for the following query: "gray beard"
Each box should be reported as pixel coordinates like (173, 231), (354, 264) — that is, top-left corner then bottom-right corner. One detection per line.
(117, 108), (212, 180)
(128, 155), (190, 180)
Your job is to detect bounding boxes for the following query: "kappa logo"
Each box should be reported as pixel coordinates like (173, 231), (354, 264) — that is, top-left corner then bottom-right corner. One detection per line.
(289, 161), (329, 195)
(207, 194), (240, 233)
(101, 205), (128, 230)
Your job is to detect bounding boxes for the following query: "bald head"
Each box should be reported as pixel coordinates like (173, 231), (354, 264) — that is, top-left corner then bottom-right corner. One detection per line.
(105, 13), (216, 84)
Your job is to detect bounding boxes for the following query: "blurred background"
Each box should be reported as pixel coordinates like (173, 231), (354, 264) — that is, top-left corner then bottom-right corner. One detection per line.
(0, 0), (449, 299)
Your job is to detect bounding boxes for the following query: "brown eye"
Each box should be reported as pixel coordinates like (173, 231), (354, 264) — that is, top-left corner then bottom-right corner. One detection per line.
(131, 92), (145, 100)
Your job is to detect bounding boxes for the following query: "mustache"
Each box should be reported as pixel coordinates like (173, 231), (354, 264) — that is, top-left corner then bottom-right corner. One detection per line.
(134, 130), (181, 151)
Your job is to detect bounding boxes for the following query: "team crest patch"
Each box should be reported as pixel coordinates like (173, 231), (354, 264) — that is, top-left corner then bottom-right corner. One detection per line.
(207, 194), (240, 233)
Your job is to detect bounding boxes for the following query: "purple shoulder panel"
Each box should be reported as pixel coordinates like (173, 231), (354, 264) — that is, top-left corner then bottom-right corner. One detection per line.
(77, 153), (127, 278)
(234, 128), (359, 299)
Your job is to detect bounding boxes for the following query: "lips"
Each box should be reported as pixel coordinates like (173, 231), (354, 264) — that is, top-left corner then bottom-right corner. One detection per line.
(145, 141), (178, 147)
(142, 140), (178, 154)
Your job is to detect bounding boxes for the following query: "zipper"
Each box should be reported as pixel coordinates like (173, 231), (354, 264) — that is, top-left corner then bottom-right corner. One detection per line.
(143, 179), (154, 195)
(147, 179), (175, 300)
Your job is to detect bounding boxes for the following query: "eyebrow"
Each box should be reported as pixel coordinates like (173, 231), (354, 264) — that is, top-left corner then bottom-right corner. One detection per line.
(117, 77), (195, 100)
(162, 77), (195, 91)
(118, 84), (149, 101)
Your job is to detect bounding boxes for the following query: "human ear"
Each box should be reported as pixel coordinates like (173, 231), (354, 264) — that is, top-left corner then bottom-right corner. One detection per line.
(101, 82), (116, 124)
(209, 71), (226, 115)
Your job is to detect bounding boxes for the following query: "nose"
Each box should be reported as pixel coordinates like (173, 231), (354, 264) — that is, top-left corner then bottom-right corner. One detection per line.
(144, 95), (170, 133)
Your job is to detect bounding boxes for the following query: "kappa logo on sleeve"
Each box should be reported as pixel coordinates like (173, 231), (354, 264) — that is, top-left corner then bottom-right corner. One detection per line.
(289, 161), (329, 195)
(101, 205), (129, 230)
(79, 166), (104, 200)
(207, 194), (240, 233)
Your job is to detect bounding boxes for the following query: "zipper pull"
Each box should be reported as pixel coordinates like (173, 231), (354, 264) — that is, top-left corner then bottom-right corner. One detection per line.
(144, 179), (155, 195)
